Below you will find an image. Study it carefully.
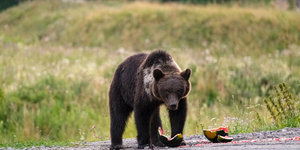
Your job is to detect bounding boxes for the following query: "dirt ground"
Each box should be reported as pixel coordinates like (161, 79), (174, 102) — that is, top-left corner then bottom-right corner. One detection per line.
(6, 127), (300, 150)
(80, 127), (300, 150)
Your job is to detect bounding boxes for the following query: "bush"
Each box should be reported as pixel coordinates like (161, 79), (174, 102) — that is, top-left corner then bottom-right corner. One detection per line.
(264, 83), (300, 128)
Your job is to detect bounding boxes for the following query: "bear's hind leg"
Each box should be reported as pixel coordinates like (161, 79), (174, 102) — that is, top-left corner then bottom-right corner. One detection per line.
(109, 94), (133, 149)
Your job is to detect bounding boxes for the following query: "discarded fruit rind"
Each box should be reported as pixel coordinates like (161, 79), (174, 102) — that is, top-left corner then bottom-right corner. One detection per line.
(217, 135), (233, 143)
(203, 127), (229, 143)
(203, 130), (217, 139)
(158, 127), (183, 147)
(209, 127), (229, 133)
(204, 126), (229, 133)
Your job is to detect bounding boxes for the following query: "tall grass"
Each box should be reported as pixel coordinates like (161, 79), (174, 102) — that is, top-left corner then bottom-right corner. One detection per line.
(1, 1), (300, 55)
(0, 0), (300, 144)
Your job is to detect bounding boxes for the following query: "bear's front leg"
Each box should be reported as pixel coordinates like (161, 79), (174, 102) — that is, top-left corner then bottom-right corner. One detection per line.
(150, 108), (164, 147)
(168, 98), (187, 146)
(134, 103), (155, 149)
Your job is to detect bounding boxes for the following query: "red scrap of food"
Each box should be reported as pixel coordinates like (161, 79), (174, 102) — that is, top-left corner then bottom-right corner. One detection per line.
(207, 126), (229, 133)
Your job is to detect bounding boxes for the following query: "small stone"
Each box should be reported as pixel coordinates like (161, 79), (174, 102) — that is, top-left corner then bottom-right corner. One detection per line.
(251, 132), (259, 139)
(287, 131), (293, 135)
(197, 135), (205, 139)
(281, 129), (287, 132)
(0, 148), (5, 150)
(7, 147), (13, 150)
(259, 132), (265, 139)
(70, 142), (75, 145)
(281, 132), (286, 136)
(271, 132), (279, 138)
(238, 133), (244, 138)
(40, 145), (46, 149)
(251, 132), (257, 136)
(284, 127), (292, 131)
(245, 134), (253, 139)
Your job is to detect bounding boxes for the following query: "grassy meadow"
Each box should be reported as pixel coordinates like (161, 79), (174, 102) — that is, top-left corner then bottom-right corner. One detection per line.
(1, 0), (300, 146)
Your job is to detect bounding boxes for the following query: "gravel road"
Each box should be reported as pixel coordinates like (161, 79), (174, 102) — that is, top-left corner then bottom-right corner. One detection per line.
(3, 127), (300, 150)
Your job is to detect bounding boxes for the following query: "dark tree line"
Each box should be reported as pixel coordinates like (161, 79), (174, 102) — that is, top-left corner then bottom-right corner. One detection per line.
(0, 0), (20, 12)
(159, 0), (272, 4)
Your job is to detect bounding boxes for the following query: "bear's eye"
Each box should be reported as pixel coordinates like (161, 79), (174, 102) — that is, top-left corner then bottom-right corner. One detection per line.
(177, 89), (183, 96)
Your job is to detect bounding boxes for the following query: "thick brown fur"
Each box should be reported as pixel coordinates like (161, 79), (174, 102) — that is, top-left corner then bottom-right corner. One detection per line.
(109, 50), (191, 149)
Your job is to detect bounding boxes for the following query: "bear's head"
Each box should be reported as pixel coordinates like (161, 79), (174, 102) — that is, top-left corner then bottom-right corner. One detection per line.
(152, 68), (191, 110)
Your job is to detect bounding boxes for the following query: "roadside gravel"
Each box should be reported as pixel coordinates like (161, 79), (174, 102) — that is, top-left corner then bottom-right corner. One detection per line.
(3, 127), (300, 150)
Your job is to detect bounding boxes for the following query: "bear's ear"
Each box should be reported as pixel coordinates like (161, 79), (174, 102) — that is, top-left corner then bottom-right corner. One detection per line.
(153, 69), (165, 81)
(180, 68), (191, 81)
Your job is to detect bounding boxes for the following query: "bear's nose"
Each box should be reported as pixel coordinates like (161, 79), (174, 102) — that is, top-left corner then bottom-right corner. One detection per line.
(169, 104), (177, 110)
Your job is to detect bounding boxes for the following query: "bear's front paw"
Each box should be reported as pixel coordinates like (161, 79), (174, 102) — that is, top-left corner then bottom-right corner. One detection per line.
(152, 141), (165, 148)
(110, 144), (124, 150)
(138, 144), (150, 149)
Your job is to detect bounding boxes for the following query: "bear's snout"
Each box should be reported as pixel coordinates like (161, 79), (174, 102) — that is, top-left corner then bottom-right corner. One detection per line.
(167, 94), (179, 110)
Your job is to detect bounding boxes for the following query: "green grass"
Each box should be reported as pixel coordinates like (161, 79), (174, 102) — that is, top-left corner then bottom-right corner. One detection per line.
(0, 0), (300, 147)
(1, 1), (300, 55)
(0, 139), (70, 149)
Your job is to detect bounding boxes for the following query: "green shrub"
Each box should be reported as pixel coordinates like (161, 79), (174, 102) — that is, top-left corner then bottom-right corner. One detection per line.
(264, 83), (300, 128)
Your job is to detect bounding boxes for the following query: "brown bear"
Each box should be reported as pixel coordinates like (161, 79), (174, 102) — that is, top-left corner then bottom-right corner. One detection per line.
(109, 50), (191, 149)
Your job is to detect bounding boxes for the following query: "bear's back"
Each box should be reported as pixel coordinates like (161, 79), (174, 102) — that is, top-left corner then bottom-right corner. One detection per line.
(112, 53), (148, 107)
